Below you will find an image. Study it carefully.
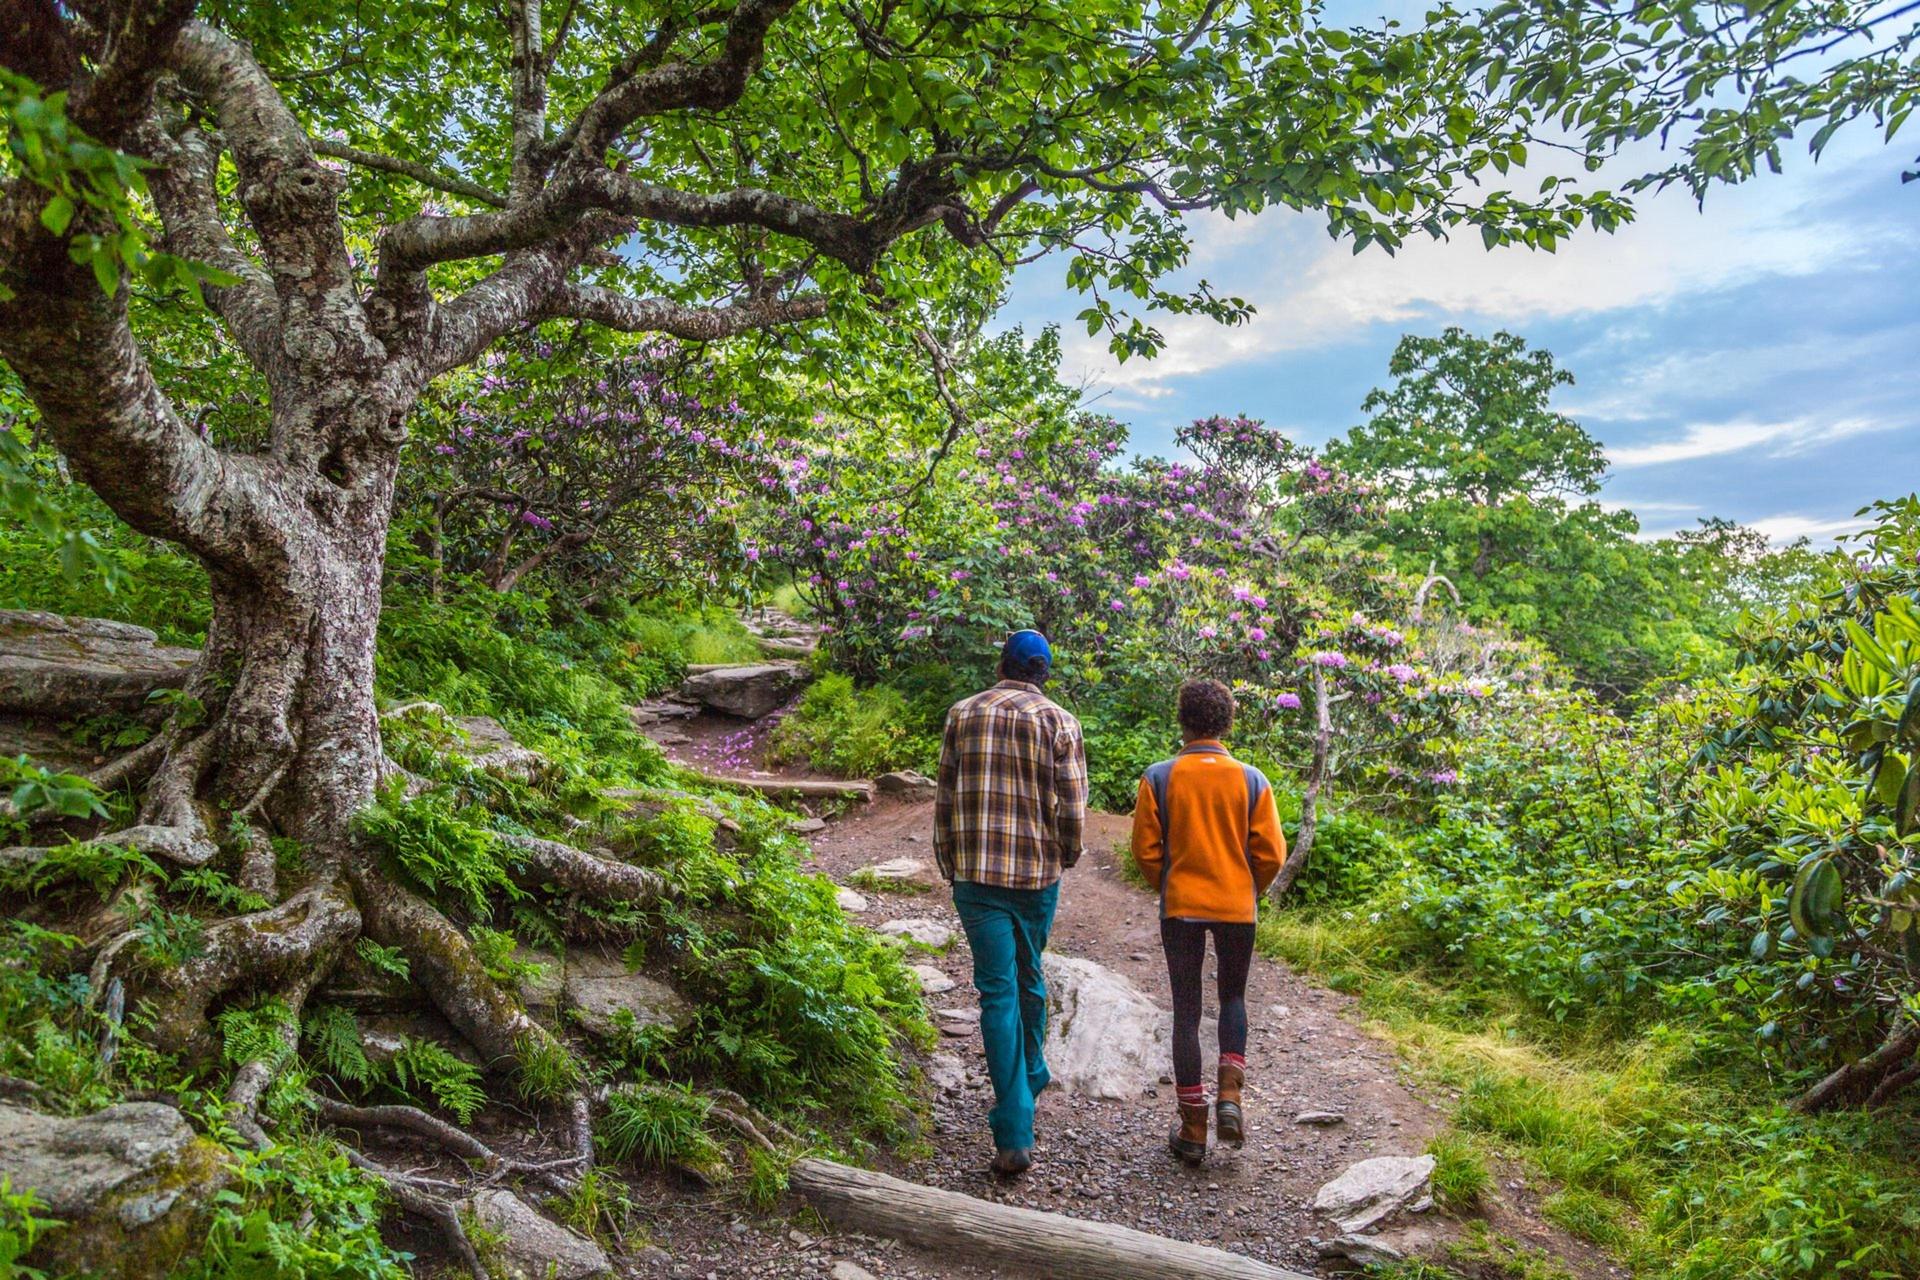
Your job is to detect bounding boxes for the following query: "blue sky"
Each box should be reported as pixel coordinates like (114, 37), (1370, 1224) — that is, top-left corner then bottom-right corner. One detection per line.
(997, 129), (1919, 544)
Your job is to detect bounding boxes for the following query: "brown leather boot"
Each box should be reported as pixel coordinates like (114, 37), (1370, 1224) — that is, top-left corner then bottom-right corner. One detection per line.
(1168, 1100), (1209, 1166)
(1216, 1060), (1246, 1148)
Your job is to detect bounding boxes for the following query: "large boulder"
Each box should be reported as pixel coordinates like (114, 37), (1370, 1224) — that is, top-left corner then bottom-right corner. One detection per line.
(679, 662), (811, 719)
(0, 1100), (228, 1279)
(1041, 953), (1210, 1100)
(1312, 1154), (1436, 1235)
(466, 1188), (612, 1279)
(0, 611), (198, 719)
(563, 948), (692, 1039)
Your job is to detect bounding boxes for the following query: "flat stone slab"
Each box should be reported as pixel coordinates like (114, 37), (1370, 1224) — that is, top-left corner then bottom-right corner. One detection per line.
(680, 662), (812, 719)
(0, 610), (198, 719)
(861, 855), (937, 887)
(912, 963), (957, 995)
(1312, 1154), (1436, 1235)
(836, 886), (870, 913)
(877, 917), (953, 948)
(1042, 952), (1214, 1101)
(466, 1188), (611, 1279)
(564, 949), (691, 1038)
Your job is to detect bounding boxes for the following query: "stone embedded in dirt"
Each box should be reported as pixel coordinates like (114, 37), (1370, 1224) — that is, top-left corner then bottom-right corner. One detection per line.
(564, 948), (692, 1038)
(1041, 952), (1214, 1101)
(1294, 1110), (1346, 1126)
(1314, 1233), (1406, 1266)
(790, 816), (828, 834)
(836, 886), (870, 913)
(454, 714), (547, 783)
(912, 963), (956, 995)
(862, 855), (938, 887)
(759, 635), (817, 659)
(927, 1051), (968, 1094)
(876, 917), (953, 948)
(935, 1006), (981, 1036)
(464, 1188), (611, 1280)
(830, 1261), (878, 1280)
(630, 696), (700, 726)
(0, 1100), (228, 1280)
(0, 610), (198, 720)
(678, 661), (812, 719)
(874, 769), (936, 795)
(1312, 1153), (1436, 1235)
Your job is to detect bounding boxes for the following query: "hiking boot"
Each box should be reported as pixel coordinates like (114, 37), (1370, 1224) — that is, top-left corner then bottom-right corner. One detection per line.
(990, 1147), (1032, 1178)
(1216, 1060), (1246, 1149)
(1168, 1101), (1209, 1166)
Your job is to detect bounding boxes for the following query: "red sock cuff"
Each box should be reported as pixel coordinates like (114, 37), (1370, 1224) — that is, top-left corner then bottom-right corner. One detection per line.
(1220, 1053), (1246, 1069)
(1176, 1084), (1208, 1104)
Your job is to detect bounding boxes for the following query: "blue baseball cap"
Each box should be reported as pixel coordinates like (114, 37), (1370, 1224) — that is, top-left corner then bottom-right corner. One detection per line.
(1002, 629), (1052, 668)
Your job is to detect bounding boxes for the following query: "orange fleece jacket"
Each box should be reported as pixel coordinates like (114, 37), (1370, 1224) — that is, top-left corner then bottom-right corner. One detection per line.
(1130, 740), (1286, 924)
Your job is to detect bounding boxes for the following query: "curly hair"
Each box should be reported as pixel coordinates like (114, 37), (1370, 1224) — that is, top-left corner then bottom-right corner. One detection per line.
(1177, 678), (1235, 740)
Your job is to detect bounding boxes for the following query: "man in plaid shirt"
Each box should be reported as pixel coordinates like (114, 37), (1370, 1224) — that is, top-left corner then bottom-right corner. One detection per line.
(934, 629), (1087, 1176)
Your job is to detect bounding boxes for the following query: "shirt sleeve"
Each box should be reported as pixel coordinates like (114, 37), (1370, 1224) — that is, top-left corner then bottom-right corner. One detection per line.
(1130, 775), (1164, 891)
(933, 708), (960, 881)
(1052, 714), (1088, 867)
(1247, 777), (1288, 897)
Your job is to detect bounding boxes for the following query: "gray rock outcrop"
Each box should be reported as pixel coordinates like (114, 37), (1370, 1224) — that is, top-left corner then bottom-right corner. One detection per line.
(0, 611), (197, 719)
(563, 948), (692, 1038)
(679, 662), (811, 719)
(1042, 953), (1211, 1100)
(1311, 1154), (1436, 1234)
(0, 1100), (228, 1279)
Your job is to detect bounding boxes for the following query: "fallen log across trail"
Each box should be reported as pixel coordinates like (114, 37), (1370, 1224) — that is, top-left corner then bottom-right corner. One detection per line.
(790, 1158), (1317, 1280)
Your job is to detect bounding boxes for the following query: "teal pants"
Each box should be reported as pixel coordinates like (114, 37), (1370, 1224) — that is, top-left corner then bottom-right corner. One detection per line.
(951, 878), (1060, 1151)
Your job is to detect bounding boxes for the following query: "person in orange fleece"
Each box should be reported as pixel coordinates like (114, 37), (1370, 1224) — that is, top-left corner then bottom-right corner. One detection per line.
(1131, 678), (1287, 1165)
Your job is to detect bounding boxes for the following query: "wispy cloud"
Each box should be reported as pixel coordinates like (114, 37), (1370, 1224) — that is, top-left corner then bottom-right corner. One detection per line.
(1606, 416), (1893, 468)
(1746, 513), (1874, 544)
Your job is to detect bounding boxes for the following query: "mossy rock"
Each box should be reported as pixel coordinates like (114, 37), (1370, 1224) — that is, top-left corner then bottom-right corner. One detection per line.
(0, 1100), (229, 1280)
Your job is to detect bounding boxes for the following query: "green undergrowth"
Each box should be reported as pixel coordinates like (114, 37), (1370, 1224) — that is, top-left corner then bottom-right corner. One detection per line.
(770, 670), (941, 779)
(0, 558), (936, 1275)
(1260, 905), (1920, 1280)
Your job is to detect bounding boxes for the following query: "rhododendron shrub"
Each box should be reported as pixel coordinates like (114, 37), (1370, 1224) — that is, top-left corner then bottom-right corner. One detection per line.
(405, 343), (803, 601)
(748, 405), (1547, 810)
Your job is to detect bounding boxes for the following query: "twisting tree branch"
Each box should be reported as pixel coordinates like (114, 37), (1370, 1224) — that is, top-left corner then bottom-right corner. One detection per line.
(311, 139), (508, 208)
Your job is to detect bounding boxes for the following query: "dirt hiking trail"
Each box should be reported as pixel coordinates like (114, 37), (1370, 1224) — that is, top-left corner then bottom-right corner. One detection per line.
(634, 711), (1624, 1280)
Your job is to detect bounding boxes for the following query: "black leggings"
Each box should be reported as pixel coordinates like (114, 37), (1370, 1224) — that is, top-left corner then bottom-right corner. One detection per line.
(1161, 917), (1255, 1090)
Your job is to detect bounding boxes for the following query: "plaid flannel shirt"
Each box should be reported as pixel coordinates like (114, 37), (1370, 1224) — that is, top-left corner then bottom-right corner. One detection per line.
(933, 680), (1088, 889)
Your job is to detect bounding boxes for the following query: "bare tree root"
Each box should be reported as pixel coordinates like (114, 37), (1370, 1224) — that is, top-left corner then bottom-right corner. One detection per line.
(500, 832), (668, 905)
(1867, 1060), (1920, 1109)
(709, 1104), (777, 1154)
(708, 1088), (796, 1145)
(145, 880), (361, 1051)
(227, 972), (320, 1150)
(87, 734), (170, 794)
(1794, 1021), (1920, 1113)
(353, 872), (564, 1070)
(313, 1096), (588, 1191)
(343, 1148), (492, 1280)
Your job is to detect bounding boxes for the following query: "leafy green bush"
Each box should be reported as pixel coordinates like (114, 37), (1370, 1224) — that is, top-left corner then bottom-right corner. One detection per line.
(770, 673), (935, 778)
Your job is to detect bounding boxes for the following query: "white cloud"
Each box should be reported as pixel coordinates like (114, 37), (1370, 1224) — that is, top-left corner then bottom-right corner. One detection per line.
(1050, 144), (1893, 400)
(1606, 416), (1893, 468)
(1746, 513), (1873, 544)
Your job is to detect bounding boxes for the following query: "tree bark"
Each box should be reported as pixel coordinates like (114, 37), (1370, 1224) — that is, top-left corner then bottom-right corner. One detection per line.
(1269, 665), (1330, 900)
